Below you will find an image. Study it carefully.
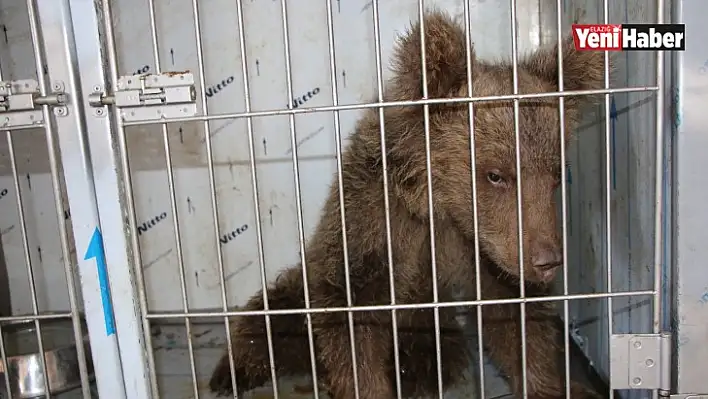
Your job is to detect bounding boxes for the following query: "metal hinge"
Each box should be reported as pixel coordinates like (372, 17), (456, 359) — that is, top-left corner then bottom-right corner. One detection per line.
(88, 71), (197, 123)
(0, 79), (68, 128)
(610, 333), (671, 391)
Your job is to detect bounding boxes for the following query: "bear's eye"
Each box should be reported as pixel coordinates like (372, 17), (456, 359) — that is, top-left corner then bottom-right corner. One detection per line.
(487, 172), (503, 185)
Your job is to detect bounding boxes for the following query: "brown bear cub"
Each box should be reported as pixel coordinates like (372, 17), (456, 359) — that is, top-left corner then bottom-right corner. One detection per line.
(209, 9), (610, 399)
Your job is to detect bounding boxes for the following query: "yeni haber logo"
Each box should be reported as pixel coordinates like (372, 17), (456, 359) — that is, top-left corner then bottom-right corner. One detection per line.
(572, 24), (685, 51)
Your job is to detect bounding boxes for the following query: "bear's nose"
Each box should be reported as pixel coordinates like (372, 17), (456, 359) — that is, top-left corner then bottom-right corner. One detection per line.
(531, 244), (563, 271)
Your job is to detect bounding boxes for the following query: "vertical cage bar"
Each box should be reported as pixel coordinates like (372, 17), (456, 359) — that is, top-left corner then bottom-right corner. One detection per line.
(187, 0), (240, 395)
(652, 0), (666, 397)
(161, 95), (200, 398)
(601, 1), (613, 398)
(554, 1), (571, 398)
(27, 0), (92, 397)
(5, 110), (51, 399)
(461, 2), (486, 397)
(233, 0), (280, 394)
(370, 1), (403, 398)
(508, 0), (529, 397)
(136, 1), (167, 395)
(653, 0), (665, 336)
(323, 1), (360, 398)
(415, 1), (445, 397)
(46, 0), (150, 398)
(10, 2), (57, 397)
(278, 1), (320, 397)
(0, 28), (23, 399)
(140, 2), (201, 396)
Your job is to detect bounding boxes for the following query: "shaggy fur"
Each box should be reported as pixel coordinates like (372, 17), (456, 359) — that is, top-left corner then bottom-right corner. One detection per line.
(209, 9), (611, 399)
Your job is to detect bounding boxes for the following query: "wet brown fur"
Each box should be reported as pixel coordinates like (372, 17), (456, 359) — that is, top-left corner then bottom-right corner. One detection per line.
(210, 9), (612, 399)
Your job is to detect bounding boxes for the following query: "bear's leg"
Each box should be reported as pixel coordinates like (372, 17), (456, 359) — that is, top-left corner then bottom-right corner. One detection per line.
(313, 310), (394, 399)
(394, 305), (471, 398)
(209, 267), (311, 396)
(310, 269), (396, 399)
(480, 301), (602, 399)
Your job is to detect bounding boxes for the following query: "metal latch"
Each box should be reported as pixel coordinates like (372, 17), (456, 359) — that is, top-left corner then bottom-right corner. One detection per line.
(88, 71), (197, 123)
(0, 79), (68, 128)
(610, 333), (671, 391)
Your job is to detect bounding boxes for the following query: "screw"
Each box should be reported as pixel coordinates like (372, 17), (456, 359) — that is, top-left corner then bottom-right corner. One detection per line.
(633, 341), (642, 349)
(96, 108), (104, 116)
(93, 85), (101, 92)
(55, 93), (67, 104)
(52, 82), (63, 91)
(54, 107), (66, 116)
(645, 358), (654, 367)
(632, 377), (642, 385)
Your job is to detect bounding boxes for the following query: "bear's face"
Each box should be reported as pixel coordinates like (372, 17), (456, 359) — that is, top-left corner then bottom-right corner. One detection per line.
(464, 70), (570, 285)
(386, 10), (610, 284)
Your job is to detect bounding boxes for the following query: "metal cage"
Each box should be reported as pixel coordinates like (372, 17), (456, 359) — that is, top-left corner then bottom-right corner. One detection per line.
(0, 0), (704, 398)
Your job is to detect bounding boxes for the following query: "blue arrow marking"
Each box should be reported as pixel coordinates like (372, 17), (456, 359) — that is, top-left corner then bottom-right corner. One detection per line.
(609, 96), (618, 190)
(84, 227), (116, 336)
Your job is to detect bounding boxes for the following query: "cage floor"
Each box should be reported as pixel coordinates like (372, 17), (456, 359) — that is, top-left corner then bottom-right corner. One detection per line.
(51, 314), (600, 399)
(140, 317), (599, 399)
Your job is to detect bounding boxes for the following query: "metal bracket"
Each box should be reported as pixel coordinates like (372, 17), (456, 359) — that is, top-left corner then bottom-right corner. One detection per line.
(610, 333), (671, 391)
(88, 71), (197, 123)
(0, 79), (68, 128)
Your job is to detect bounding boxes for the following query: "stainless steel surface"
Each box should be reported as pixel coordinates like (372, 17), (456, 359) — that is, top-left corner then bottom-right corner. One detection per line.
(674, 0), (708, 393)
(602, 2), (613, 399)
(0, 319), (94, 398)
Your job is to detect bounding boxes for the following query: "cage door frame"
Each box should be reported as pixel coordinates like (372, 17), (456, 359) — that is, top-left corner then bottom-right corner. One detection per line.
(37, 0), (154, 398)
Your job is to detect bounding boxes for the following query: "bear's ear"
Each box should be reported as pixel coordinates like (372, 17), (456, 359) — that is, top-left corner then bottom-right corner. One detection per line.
(388, 9), (473, 102)
(520, 34), (613, 103)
